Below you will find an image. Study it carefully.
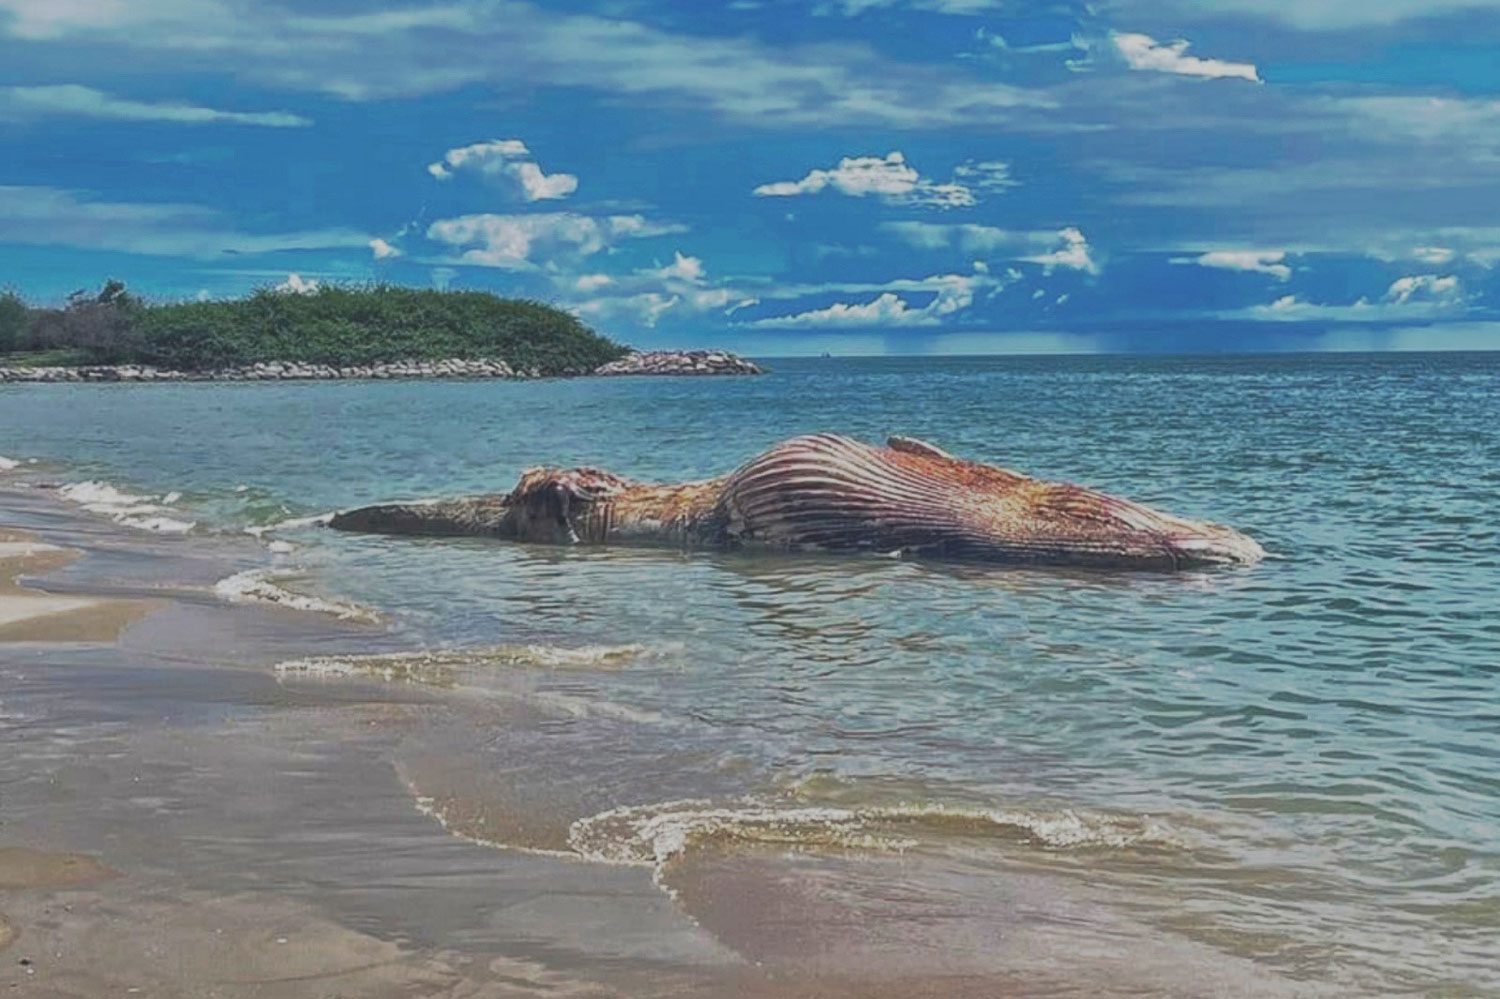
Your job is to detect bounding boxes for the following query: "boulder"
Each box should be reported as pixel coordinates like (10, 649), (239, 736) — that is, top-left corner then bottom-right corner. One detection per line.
(593, 350), (764, 377)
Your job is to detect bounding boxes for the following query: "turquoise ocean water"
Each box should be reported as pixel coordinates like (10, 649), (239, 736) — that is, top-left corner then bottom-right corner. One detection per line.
(2, 353), (1497, 993)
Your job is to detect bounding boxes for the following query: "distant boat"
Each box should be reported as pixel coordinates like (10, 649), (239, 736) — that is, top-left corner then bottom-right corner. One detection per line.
(820, 351), (832, 358)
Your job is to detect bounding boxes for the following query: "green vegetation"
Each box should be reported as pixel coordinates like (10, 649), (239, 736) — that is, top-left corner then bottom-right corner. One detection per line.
(0, 290), (29, 354)
(0, 349), (94, 368)
(0, 281), (628, 375)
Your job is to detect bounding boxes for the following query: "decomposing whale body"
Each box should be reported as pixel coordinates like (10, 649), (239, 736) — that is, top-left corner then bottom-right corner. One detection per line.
(330, 434), (1265, 570)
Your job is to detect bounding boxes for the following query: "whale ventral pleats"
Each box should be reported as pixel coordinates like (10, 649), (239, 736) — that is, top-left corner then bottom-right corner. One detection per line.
(330, 432), (1266, 570)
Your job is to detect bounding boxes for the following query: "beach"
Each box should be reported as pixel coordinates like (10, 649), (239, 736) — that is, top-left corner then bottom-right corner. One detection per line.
(0, 485), (738, 998)
(0, 481), (1332, 998)
(1, 354), (1497, 996)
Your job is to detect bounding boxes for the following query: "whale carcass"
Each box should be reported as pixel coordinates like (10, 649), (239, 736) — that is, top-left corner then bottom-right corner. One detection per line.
(329, 433), (1265, 570)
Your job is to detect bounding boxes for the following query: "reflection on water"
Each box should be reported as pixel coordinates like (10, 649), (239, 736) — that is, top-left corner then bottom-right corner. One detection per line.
(5, 353), (1500, 994)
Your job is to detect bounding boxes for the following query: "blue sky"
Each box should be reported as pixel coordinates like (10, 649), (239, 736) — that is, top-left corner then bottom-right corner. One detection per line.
(3, 0), (1500, 354)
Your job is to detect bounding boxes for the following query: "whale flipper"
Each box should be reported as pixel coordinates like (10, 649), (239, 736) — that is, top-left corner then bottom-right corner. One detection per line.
(886, 435), (954, 461)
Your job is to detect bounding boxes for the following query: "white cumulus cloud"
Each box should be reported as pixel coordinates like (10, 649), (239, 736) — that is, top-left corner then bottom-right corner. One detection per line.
(274, 273), (320, 294)
(369, 237), (401, 259)
(1244, 274), (1468, 321)
(952, 160), (1018, 194)
(427, 139), (578, 201)
(1411, 246), (1456, 265)
(1024, 227), (1098, 274)
(574, 273), (614, 292)
(882, 221), (1058, 255)
(757, 292), (921, 327)
(754, 152), (999, 209)
(1112, 33), (1259, 83)
(1174, 249), (1290, 281)
(1384, 273), (1462, 306)
(574, 292), (681, 327)
(565, 250), (755, 327)
(652, 251), (706, 282)
(752, 271), (981, 327)
(424, 212), (679, 268)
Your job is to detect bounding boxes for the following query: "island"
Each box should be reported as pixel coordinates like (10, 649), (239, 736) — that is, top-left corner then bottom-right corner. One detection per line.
(0, 281), (763, 382)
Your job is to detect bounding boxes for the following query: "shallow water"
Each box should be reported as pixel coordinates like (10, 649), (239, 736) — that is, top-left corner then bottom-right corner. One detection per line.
(3, 353), (1498, 995)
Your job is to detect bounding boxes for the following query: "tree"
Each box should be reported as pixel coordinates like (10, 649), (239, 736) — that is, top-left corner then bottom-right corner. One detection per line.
(29, 280), (143, 361)
(0, 290), (27, 354)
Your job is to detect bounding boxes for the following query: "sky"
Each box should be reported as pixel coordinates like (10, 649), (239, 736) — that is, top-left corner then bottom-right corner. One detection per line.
(3, 0), (1500, 354)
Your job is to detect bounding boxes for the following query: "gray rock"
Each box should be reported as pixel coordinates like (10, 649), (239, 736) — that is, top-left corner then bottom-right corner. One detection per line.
(593, 350), (764, 377)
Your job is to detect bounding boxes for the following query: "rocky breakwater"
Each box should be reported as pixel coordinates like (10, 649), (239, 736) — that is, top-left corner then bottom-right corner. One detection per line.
(0, 359), (527, 383)
(592, 350), (764, 376)
(0, 351), (764, 383)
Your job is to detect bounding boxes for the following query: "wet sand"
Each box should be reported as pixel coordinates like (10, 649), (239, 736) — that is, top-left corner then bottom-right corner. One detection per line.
(0, 848), (117, 890)
(0, 488), (712, 997)
(0, 483), (1335, 998)
(0, 534), (158, 642)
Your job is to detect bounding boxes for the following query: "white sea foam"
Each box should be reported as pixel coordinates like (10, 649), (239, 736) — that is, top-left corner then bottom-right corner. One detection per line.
(56, 480), (196, 533)
(213, 568), (379, 622)
(568, 801), (915, 871)
(498, 643), (653, 669)
(568, 798), (1185, 877)
(0, 540), (66, 560)
(404, 785), (577, 860)
(243, 512), (333, 538)
(271, 643), (656, 688)
(275, 650), (458, 683)
(0, 455), (18, 471)
(526, 690), (667, 726)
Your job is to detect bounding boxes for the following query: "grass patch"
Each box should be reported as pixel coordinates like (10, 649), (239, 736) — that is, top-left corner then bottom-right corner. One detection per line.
(0, 349), (93, 368)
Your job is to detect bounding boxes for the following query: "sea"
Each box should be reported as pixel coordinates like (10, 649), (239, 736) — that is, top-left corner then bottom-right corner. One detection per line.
(2, 352), (1497, 995)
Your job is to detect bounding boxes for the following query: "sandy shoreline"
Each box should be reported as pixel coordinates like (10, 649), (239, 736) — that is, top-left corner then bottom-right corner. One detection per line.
(0, 495), (703, 997)
(0, 486), (1331, 998)
(0, 491), (768, 998)
(0, 534), (159, 642)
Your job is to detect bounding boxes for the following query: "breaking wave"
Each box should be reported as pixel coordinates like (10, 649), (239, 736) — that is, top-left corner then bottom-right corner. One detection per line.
(273, 647), (671, 720)
(243, 512), (334, 538)
(406, 789), (577, 860)
(57, 480), (196, 533)
(273, 643), (655, 685)
(213, 568), (379, 622)
(567, 798), (1187, 874)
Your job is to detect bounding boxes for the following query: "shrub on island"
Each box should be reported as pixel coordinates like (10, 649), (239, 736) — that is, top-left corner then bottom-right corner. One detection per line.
(0, 282), (629, 377)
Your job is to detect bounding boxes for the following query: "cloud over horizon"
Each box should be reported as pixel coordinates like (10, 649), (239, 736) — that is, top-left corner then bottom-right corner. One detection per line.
(0, 0), (1497, 349)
